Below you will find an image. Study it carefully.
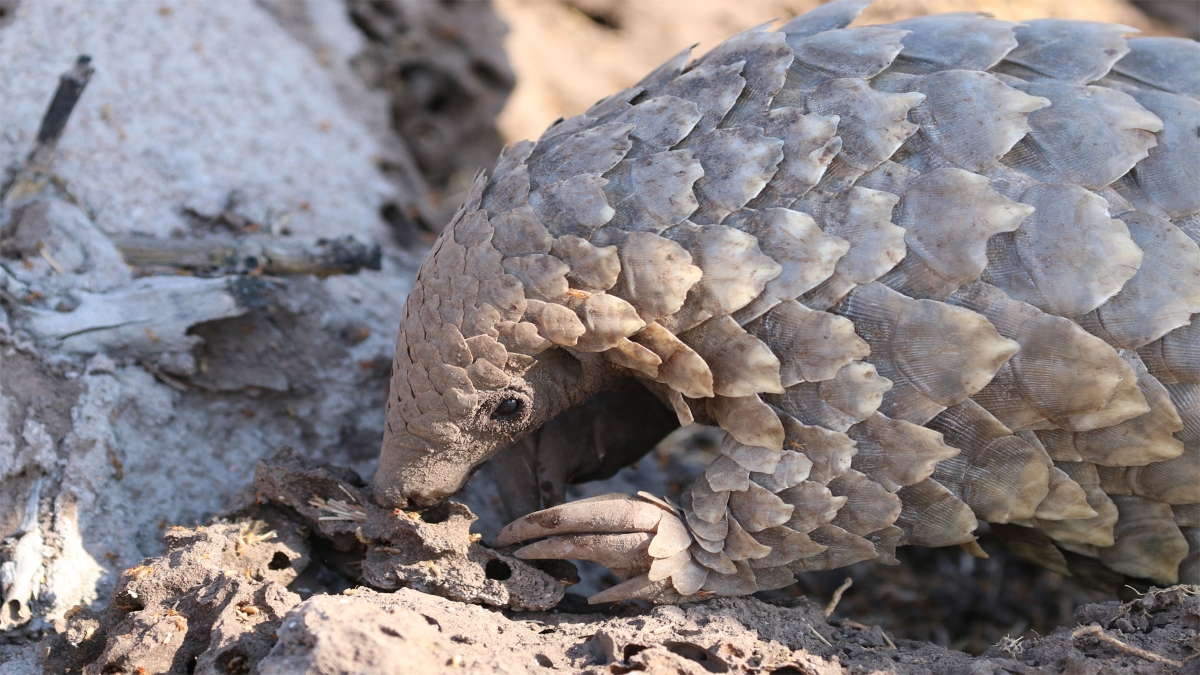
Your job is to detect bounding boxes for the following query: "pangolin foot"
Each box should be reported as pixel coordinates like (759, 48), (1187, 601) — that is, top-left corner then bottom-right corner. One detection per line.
(494, 492), (704, 604)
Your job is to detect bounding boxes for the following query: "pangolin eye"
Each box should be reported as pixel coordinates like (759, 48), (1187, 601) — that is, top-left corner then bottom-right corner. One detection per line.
(492, 397), (522, 419)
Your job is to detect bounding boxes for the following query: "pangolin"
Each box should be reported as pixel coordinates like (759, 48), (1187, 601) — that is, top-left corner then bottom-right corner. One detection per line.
(373, 0), (1200, 603)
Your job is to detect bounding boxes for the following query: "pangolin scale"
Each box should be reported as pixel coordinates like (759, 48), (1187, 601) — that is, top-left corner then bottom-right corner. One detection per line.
(375, 0), (1200, 603)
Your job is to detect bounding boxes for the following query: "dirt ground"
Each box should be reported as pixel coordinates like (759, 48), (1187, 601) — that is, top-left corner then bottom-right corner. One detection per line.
(39, 450), (1200, 674)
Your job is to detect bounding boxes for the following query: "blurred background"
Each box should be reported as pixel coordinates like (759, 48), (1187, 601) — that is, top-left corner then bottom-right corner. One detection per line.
(339, 0), (1197, 228)
(491, 0), (1193, 145)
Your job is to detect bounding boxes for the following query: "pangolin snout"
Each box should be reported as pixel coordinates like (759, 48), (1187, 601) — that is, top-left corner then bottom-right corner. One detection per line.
(373, 433), (493, 511)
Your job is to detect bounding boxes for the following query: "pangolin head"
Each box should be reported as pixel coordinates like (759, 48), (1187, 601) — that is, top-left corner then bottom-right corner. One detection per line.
(372, 162), (662, 508)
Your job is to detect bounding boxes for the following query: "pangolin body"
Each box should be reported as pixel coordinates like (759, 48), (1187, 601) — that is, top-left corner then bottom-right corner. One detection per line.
(376, 0), (1200, 603)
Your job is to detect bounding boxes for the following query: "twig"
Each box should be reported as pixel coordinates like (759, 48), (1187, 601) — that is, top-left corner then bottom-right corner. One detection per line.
(1071, 625), (1182, 667)
(824, 577), (853, 617)
(844, 618), (897, 649)
(142, 362), (191, 392)
(337, 484), (359, 504)
(36, 243), (65, 274)
(29, 56), (94, 172)
(802, 619), (832, 647)
(112, 235), (381, 277)
(309, 495), (367, 522)
(4, 56), (94, 206)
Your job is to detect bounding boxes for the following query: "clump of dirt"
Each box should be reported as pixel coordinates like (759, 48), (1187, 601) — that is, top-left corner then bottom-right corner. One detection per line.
(41, 521), (306, 675)
(237, 447), (568, 611)
(40, 450), (1199, 675)
(40, 448), (566, 674)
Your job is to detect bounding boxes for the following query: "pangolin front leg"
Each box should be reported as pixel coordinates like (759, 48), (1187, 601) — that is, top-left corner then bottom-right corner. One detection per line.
(376, 0), (1200, 605)
(490, 380), (700, 604)
(497, 493), (694, 603)
(497, 428), (828, 603)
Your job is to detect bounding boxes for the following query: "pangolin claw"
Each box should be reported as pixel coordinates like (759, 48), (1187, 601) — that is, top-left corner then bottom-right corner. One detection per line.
(498, 493), (697, 603)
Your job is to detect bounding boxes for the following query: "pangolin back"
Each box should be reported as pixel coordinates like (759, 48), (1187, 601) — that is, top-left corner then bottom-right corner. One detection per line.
(400, 0), (1200, 593)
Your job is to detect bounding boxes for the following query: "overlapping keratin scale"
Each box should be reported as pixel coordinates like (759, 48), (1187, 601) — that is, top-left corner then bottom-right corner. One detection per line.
(876, 168), (1035, 300)
(1139, 319), (1200, 384)
(1165, 381), (1200, 449)
(1076, 212), (1200, 350)
(886, 13), (1019, 74)
(1035, 353), (1184, 467)
(724, 208), (849, 321)
(427, 0), (1200, 600)
(948, 282), (1148, 432)
(764, 360), (892, 433)
(1109, 37), (1200, 100)
(999, 76), (1163, 192)
(1105, 82), (1200, 219)
(924, 400), (1058, 524)
(846, 413), (958, 493)
(836, 282), (1020, 425)
(1100, 496), (1190, 584)
(796, 186), (906, 310)
(781, 26), (908, 97)
(1034, 461), (1119, 549)
(1003, 20), (1136, 84)
(743, 300), (867, 386)
(979, 180), (1145, 321)
(877, 70), (1050, 175)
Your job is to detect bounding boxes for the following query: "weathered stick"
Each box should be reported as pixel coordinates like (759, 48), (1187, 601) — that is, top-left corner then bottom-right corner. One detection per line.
(112, 234), (382, 277)
(1070, 625), (1183, 667)
(29, 56), (94, 172)
(824, 577), (853, 617)
(4, 55), (93, 206)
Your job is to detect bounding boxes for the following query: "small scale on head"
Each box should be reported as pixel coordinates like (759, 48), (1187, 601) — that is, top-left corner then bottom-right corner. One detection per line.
(372, 169), (668, 508)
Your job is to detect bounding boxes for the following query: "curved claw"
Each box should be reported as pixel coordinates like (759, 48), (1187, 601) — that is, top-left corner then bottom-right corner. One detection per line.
(514, 532), (653, 570)
(588, 573), (683, 605)
(494, 493), (666, 547)
(498, 493), (699, 604)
